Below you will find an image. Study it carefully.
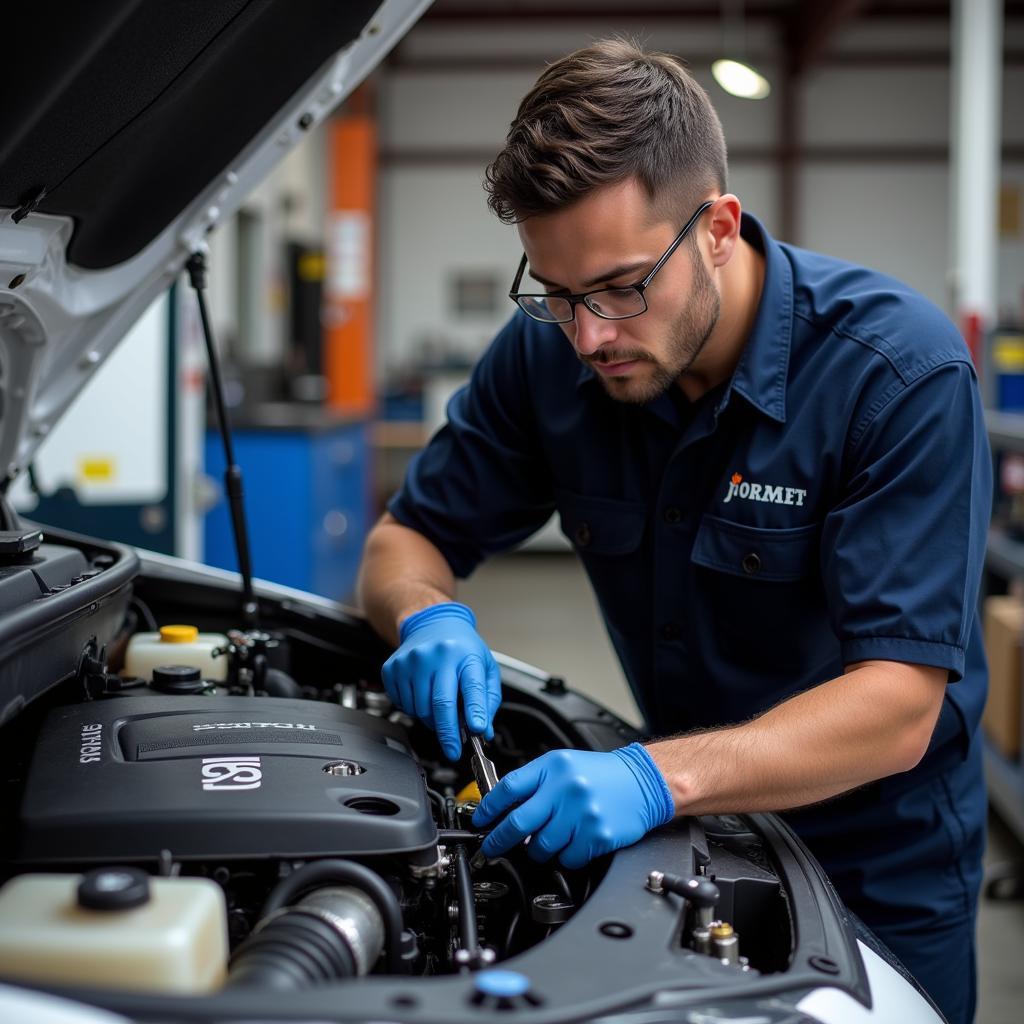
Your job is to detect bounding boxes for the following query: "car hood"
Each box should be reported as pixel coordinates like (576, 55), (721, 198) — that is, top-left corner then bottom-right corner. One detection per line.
(0, 0), (429, 488)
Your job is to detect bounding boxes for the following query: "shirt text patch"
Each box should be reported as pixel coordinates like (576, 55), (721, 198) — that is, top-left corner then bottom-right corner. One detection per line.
(723, 472), (806, 507)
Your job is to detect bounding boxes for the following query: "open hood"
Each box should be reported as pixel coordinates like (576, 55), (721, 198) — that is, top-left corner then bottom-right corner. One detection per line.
(0, 0), (430, 488)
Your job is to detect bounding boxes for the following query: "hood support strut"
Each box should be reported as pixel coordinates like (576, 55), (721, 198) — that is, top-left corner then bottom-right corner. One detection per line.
(185, 251), (258, 628)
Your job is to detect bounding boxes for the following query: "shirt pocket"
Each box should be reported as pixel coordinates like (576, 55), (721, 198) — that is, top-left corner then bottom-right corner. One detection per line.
(555, 489), (647, 556)
(691, 515), (820, 582)
(690, 516), (828, 677)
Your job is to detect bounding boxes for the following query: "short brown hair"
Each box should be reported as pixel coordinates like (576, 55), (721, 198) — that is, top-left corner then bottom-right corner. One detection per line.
(484, 38), (727, 224)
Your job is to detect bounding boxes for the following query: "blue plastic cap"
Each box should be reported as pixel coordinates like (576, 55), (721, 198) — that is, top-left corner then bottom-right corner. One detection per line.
(474, 969), (531, 998)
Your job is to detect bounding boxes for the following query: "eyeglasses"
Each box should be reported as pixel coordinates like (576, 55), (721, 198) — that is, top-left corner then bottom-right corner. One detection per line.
(508, 199), (714, 325)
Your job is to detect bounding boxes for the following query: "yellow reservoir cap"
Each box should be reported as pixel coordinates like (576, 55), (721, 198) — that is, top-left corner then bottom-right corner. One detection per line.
(160, 625), (199, 644)
(456, 781), (482, 804)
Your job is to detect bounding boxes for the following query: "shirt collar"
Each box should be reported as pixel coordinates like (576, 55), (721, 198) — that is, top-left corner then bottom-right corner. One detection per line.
(723, 212), (792, 424)
(574, 211), (793, 425)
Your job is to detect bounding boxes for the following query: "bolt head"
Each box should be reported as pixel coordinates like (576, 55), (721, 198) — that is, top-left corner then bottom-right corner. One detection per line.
(646, 870), (665, 893)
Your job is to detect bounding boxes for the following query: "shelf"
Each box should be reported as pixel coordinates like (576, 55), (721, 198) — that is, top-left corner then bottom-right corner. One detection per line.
(982, 416), (1024, 846)
(371, 420), (427, 449)
(984, 741), (1024, 846)
(985, 528), (1024, 577)
(985, 409), (1024, 451)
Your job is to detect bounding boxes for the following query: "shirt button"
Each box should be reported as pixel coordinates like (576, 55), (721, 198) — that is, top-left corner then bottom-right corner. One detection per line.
(574, 522), (592, 547)
(660, 622), (682, 641)
(663, 506), (682, 524)
(742, 552), (762, 575)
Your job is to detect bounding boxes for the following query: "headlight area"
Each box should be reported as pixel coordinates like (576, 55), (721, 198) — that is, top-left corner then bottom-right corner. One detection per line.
(0, 549), (872, 1023)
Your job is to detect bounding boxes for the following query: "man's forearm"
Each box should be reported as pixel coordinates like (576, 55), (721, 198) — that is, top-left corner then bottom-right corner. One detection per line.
(356, 514), (457, 645)
(645, 660), (947, 816)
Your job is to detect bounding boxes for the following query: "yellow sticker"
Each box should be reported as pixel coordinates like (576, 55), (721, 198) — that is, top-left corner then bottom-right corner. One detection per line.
(79, 457), (116, 482)
(994, 336), (1024, 371)
(298, 251), (326, 282)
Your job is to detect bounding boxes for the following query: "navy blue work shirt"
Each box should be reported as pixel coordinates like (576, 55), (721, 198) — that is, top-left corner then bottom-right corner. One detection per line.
(389, 213), (991, 891)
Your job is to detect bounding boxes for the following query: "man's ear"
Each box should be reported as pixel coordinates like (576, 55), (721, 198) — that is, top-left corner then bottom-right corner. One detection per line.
(706, 194), (742, 269)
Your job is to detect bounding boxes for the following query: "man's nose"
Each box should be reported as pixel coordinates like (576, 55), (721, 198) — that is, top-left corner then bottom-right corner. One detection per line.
(572, 304), (618, 357)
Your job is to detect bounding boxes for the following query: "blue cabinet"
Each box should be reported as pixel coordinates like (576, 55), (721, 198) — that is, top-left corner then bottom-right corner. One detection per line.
(203, 416), (370, 602)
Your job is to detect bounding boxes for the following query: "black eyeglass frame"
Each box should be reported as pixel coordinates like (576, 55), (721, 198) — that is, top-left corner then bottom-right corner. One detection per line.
(508, 199), (715, 324)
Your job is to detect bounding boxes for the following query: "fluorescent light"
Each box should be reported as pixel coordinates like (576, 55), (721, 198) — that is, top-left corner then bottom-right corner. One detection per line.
(712, 58), (771, 100)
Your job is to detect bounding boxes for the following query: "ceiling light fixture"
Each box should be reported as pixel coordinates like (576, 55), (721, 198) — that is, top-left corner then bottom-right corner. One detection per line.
(712, 1), (771, 100)
(712, 58), (771, 99)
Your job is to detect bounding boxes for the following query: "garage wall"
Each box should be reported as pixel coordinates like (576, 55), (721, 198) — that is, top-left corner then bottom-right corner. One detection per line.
(374, 16), (1024, 380)
(206, 122), (329, 366)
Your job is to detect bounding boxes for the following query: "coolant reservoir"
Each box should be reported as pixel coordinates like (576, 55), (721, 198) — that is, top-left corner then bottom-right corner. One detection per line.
(124, 625), (229, 682)
(0, 870), (228, 993)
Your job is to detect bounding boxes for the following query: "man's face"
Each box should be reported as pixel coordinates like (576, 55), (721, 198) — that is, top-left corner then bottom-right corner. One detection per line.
(517, 179), (721, 404)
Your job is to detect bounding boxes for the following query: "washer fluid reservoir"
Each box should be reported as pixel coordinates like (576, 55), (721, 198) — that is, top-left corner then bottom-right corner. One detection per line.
(0, 870), (228, 993)
(124, 624), (229, 682)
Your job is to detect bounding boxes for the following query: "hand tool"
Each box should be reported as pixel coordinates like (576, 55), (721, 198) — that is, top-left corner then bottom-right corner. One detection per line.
(469, 733), (499, 797)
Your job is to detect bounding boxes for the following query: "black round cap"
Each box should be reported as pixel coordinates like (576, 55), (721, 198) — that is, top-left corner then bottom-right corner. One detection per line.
(531, 893), (574, 924)
(78, 868), (151, 911)
(152, 664), (205, 694)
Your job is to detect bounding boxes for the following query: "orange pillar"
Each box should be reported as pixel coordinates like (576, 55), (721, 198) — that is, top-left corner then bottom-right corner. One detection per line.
(324, 88), (376, 416)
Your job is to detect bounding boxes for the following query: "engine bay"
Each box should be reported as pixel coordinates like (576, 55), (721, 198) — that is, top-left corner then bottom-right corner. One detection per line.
(0, 532), (871, 1022)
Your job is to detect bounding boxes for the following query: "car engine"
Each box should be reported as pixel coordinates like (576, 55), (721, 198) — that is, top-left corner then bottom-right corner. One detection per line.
(0, 538), (877, 1024)
(18, 697), (437, 866)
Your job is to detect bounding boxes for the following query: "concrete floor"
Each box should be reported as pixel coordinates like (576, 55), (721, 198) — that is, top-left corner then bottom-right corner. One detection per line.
(459, 551), (1024, 1024)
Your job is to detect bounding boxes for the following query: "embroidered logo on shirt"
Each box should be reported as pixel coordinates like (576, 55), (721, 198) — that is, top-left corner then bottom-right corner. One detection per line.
(723, 472), (807, 507)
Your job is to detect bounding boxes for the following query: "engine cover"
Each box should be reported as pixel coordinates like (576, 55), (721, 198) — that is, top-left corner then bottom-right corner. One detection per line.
(16, 696), (437, 864)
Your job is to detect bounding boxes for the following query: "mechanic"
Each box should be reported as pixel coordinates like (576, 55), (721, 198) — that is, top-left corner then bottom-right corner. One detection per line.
(357, 39), (989, 1024)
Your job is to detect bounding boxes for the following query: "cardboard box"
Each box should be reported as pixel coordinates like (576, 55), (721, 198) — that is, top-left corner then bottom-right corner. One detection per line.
(983, 595), (1024, 759)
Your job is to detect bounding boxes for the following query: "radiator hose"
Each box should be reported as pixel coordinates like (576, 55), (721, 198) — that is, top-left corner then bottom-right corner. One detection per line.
(228, 860), (403, 987)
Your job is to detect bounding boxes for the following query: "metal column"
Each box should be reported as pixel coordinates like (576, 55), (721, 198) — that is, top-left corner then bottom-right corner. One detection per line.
(950, 0), (1003, 363)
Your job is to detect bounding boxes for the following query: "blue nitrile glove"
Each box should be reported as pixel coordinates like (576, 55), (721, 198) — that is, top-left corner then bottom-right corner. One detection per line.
(381, 601), (501, 761)
(471, 743), (675, 869)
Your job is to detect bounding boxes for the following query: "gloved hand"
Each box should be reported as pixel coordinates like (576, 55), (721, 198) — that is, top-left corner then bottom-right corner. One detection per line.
(471, 743), (675, 869)
(381, 601), (501, 761)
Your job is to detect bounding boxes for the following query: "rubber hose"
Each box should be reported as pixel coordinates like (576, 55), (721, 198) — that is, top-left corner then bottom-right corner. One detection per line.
(228, 911), (358, 989)
(453, 845), (478, 954)
(260, 860), (404, 973)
